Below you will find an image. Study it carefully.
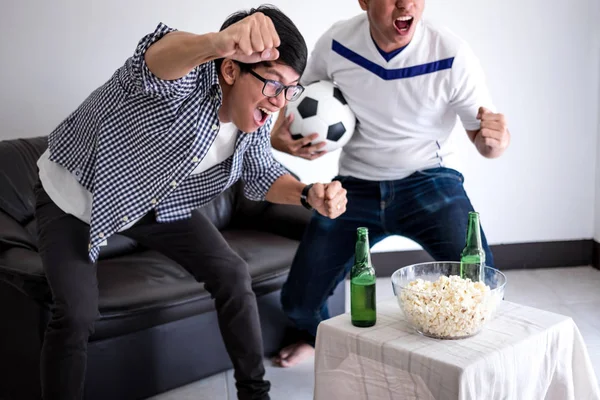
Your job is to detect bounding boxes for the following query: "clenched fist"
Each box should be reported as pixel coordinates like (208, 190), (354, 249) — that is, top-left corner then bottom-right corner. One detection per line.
(474, 106), (510, 158)
(211, 12), (281, 64)
(307, 181), (347, 219)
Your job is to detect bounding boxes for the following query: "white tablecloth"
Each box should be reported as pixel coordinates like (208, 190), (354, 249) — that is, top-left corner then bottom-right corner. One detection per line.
(314, 299), (600, 400)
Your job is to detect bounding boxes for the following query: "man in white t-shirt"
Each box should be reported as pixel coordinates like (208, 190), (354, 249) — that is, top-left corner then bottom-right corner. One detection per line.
(271, 0), (510, 367)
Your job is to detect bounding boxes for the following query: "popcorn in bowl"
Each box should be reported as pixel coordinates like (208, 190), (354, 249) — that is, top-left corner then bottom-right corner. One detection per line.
(392, 262), (506, 340)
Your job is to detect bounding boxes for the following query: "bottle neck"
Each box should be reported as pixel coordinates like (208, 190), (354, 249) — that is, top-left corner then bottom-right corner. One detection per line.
(354, 234), (372, 267)
(465, 214), (483, 250)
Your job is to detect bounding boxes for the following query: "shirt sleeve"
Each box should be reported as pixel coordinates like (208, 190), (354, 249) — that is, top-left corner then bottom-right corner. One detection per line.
(300, 30), (333, 86)
(449, 42), (496, 131)
(242, 118), (290, 201)
(128, 22), (201, 98)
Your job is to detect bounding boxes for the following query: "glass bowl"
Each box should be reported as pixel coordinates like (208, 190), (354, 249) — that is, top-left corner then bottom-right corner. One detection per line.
(391, 262), (507, 340)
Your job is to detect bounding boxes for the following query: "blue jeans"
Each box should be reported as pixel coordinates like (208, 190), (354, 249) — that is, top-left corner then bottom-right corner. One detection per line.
(280, 167), (494, 344)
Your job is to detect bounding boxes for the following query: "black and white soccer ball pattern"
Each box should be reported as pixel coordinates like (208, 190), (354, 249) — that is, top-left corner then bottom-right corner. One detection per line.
(285, 80), (356, 152)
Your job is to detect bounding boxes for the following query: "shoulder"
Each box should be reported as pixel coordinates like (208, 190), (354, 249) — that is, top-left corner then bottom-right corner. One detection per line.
(419, 19), (472, 56)
(199, 60), (219, 89)
(331, 13), (368, 35)
(317, 13), (369, 45)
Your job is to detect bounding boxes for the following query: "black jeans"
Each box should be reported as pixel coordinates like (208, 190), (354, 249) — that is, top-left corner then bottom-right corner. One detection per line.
(34, 182), (270, 400)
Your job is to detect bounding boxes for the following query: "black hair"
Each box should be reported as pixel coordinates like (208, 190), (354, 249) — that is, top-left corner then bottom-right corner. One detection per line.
(214, 4), (307, 77)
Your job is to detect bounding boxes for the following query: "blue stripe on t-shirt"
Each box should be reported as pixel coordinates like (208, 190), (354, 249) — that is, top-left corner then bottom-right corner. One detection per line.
(332, 40), (454, 80)
(373, 37), (407, 61)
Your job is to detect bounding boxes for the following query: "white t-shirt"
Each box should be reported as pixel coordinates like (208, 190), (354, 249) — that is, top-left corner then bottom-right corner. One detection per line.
(302, 14), (495, 181)
(38, 122), (239, 231)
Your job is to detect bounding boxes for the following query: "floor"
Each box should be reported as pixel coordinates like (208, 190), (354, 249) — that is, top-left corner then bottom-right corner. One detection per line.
(148, 266), (600, 400)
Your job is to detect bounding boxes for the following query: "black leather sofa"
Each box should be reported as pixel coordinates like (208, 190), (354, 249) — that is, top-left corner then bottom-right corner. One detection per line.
(0, 136), (345, 400)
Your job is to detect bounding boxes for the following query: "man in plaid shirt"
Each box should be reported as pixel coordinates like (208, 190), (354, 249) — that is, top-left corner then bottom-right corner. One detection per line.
(34, 5), (347, 400)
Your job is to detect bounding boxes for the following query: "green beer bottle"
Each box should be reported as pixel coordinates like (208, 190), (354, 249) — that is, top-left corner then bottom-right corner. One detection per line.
(351, 227), (377, 327)
(460, 211), (485, 282)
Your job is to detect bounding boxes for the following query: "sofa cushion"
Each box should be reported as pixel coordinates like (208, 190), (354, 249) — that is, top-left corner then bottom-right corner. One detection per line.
(0, 135), (308, 340)
(0, 228), (299, 340)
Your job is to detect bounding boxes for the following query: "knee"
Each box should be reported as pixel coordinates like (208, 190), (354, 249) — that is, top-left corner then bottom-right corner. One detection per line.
(205, 257), (252, 296)
(52, 296), (98, 334)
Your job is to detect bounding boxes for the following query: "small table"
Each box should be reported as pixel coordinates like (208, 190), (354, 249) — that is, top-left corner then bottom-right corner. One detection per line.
(314, 299), (600, 400)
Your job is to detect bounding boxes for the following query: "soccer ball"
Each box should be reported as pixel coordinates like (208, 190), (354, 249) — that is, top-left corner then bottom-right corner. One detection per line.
(285, 80), (356, 152)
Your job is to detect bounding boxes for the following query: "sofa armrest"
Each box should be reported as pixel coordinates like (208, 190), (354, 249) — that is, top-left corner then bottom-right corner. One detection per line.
(0, 211), (48, 301)
(0, 209), (44, 281)
(0, 209), (36, 253)
(0, 137), (48, 224)
(0, 210), (49, 302)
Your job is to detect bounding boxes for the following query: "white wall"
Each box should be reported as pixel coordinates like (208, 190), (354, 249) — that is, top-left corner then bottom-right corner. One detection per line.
(593, 0), (600, 244)
(597, 110), (600, 243)
(1, 0), (598, 253)
(596, 74), (600, 244)
(596, 116), (600, 243)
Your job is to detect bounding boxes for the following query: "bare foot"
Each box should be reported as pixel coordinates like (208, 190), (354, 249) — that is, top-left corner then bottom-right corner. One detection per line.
(272, 341), (315, 368)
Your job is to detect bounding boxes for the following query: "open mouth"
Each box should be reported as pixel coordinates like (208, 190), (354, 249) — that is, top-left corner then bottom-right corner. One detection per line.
(394, 16), (414, 35)
(253, 107), (275, 126)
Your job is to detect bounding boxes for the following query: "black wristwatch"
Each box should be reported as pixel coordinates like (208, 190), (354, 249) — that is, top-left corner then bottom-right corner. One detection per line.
(300, 183), (314, 211)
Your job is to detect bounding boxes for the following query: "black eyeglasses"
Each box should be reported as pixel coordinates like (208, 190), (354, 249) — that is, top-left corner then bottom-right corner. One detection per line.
(249, 70), (305, 102)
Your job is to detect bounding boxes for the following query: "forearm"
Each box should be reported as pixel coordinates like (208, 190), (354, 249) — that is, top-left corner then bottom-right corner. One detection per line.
(265, 174), (305, 205)
(144, 31), (219, 81)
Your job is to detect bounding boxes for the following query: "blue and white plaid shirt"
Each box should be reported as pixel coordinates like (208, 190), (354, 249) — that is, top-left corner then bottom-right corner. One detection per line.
(47, 23), (288, 262)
